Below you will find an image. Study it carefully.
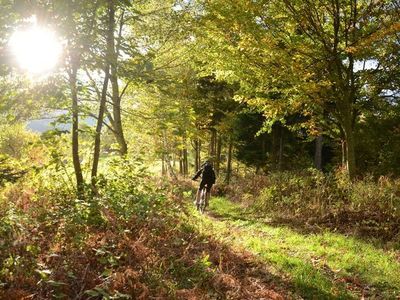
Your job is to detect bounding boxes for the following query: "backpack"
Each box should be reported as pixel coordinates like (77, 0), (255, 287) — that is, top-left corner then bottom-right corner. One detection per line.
(202, 164), (216, 184)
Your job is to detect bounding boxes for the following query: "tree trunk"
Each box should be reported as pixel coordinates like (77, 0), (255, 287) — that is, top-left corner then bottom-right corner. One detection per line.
(225, 137), (233, 184)
(162, 131), (177, 180)
(198, 139), (201, 169)
(69, 65), (84, 198)
(194, 139), (200, 171)
(91, 68), (110, 191)
(181, 135), (188, 176)
(183, 147), (188, 176)
(108, 0), (127, 156)
(341, 139), (346, 167)
(166, 155), (177, 180)
(91, 3), (113, 191)
(340, 73), (357, 180)
(314, 135), (323, 170)
(346, 52), (357, 180)
(344, 121), (356, 180)
(215, 134), (222, 175)
(209, 129), (216, 159)
(179, 150), (183, 175)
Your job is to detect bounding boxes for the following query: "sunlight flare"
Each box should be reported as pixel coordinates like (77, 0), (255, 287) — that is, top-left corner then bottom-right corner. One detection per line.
(9, 25), (62, 74)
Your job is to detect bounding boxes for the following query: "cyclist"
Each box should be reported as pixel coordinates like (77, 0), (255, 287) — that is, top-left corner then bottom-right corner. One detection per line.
(192, 160), (216, 207)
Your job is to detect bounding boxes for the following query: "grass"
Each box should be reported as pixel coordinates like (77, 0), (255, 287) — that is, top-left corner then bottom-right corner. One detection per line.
(191, 196), (400, 299)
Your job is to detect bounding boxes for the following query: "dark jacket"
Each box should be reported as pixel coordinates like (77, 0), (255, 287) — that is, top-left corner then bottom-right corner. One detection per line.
(192, 163), (216, 184)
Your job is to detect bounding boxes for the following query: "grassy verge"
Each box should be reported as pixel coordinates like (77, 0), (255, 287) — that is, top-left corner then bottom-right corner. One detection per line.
(193, 196), (400, 299)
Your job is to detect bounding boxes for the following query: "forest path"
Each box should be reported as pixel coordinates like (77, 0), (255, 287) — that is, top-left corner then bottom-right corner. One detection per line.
(194, 197), (400, 299)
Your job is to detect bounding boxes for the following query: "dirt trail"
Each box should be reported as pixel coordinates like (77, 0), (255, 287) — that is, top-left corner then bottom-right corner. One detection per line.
(189, 206), (300, 300)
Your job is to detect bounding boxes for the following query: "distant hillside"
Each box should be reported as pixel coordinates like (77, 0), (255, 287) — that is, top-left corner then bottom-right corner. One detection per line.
(27, 118), (58, 133)
(27, 114), (95, 133)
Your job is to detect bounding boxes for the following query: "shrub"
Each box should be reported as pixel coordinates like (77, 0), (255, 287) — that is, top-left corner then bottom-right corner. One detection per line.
(350, 176), (400, 216)
(252, 170), (334, 216)
(252, 169), (400, 220)
(0, 154), (26, 186)
(96, 157), (167, 222)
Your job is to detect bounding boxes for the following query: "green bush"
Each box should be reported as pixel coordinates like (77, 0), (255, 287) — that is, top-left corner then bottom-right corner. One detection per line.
(253, 169), (400, 219)
(96, 157), (167, 222)
(350, 176), (400, 215)
(253, 170), (335, 215)
(0, 154), (26, 186)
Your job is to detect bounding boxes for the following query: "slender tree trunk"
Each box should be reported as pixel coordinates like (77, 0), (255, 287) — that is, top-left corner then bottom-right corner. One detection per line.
(91, 3), (113, 191)
(209, 129), (216, 159)
(338, 97), (356, 179)
(198, 139), (201, 169)
(162, 131), (177, 180)
(340, 79), (357, 180)
(183, 148), (188, 176)
(194, 139), (200, 171)
(344, 120), (356, 180)
(91, 68), (110, 190)
(314, 135), (323, 170)
(69, 65), (84, 198)
(179, 150), (183, 175)
(182, 135), (188, 176)
(347, 135), (356, 179)
(166, 155), (177, 180)
(341, 139), (347, 168)
(346, 50), (357, 180)
(108, 0), (127, 155)
(225, 137), (233, 184)
(215, 134), (222, 175)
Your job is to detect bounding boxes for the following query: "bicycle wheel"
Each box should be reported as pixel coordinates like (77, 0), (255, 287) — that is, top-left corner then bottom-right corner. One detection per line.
(198, 188), (207, 213)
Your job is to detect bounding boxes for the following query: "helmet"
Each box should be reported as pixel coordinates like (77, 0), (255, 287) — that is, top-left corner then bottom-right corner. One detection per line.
(203, 159), (213, 167)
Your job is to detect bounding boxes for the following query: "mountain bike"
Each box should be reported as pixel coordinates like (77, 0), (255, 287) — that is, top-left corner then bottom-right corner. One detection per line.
(197, 185), (208, 214)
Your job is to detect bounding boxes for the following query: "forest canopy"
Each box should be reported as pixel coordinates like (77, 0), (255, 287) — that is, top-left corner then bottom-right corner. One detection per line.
(0, 0), (399, 185)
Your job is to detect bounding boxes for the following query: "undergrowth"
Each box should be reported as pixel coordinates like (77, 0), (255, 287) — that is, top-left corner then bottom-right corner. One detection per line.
(3, 158), (399, 299)
(0, 159), (288, 299)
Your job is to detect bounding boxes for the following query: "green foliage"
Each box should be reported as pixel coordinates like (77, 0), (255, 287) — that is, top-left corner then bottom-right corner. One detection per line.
(0, 123), (39, 159)
(356, 107), (400, 176)
(0, 154), (26, 186)
(97, 157), (166, 221)
(0, 124), (45, 186)
(192, 0), (400, 178)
